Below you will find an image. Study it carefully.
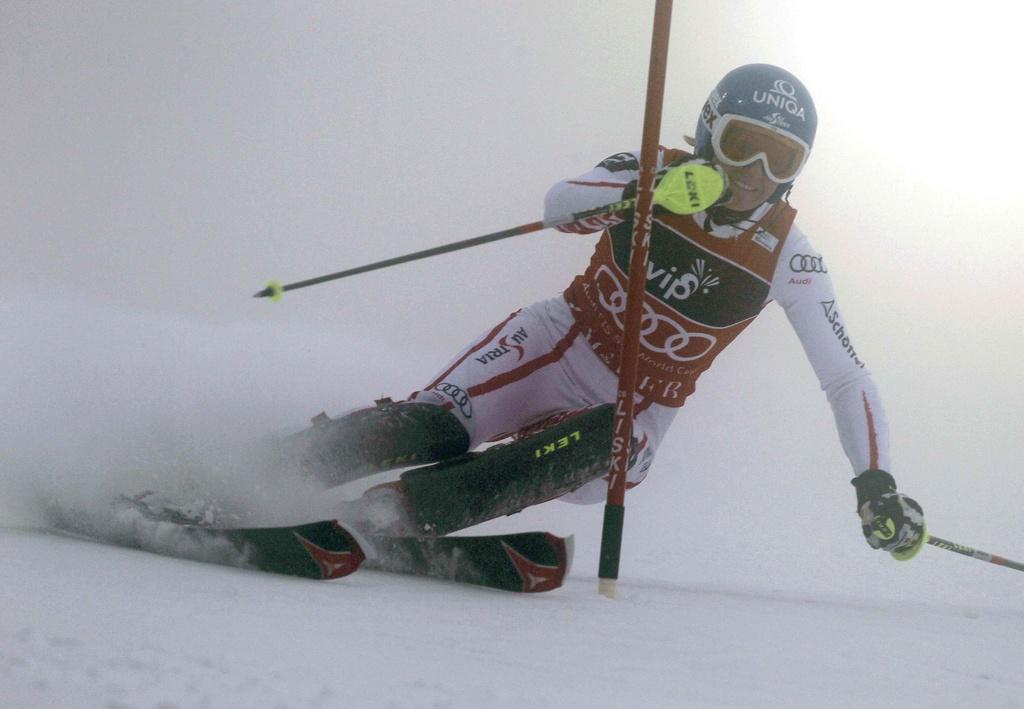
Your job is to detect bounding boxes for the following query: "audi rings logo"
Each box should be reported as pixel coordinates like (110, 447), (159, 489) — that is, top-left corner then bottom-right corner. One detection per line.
(595, 265), (717, 362)
(434, 382), (472, 419)
(789, 254), (827, 274)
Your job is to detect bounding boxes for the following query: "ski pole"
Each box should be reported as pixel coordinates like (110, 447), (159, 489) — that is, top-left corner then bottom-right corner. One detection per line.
(252, 197), (636, 300)
(254, 159), (725, 301)
(928, 535), (1024, 572)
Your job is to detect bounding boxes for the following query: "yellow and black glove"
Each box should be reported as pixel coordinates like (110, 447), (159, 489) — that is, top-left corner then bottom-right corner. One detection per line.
(652, 161), (728, 215)
(851, 469), (927, 561)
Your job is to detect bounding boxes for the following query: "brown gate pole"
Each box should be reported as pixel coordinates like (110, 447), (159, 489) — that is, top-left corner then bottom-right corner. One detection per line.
(598, 0), (674, 599)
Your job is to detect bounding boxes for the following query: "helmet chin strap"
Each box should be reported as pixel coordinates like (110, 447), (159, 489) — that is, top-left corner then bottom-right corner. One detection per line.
(768, 181), (794, 204)
(705, 202), (758, 227)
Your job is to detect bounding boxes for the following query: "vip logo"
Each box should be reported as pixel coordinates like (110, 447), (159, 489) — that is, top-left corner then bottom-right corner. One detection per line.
(753, 79), (806, 121)
(475, 327), (528, 365)
(646, 258), (720, 302)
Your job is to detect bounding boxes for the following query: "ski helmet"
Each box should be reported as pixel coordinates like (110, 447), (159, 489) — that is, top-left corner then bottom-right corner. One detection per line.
(694, 64), (817, 203)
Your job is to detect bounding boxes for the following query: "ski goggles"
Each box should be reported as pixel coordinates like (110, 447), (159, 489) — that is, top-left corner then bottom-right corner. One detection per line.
(710, 114), (810, 183)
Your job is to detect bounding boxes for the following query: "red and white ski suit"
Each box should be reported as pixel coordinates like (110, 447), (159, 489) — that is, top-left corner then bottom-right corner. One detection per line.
(411, 149), (889, 503)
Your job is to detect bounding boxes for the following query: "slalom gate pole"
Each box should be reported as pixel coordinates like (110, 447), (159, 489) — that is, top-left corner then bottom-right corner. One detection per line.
(928, 535), (1024, 572)
(253, 197), (639, 300)
(597, 0), (673, 599)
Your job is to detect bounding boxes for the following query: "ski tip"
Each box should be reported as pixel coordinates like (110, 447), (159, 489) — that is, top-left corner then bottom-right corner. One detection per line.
(291, 521), (366, 580)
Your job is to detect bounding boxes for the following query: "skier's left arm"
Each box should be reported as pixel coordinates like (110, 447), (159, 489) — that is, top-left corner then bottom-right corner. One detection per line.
(770, 228), (926, 560)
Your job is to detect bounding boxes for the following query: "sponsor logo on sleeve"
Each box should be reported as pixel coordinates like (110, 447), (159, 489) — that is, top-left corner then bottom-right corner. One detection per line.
(598, 152), (640, 173)
(475, 327), (529, 365)
(790, 254), (827, 273)
(820, 300), (865, 368)
(433, 382), (473, 418)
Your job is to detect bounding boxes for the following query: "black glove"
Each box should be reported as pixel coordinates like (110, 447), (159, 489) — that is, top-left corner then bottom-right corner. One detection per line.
(851, 469), (927, 561)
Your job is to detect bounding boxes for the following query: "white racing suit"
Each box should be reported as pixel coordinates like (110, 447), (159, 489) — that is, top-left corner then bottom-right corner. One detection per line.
(410, 148), (889, 503)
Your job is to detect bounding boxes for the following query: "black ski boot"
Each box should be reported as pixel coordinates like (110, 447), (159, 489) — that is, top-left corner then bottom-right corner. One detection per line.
(342, 404), (616, 537)
(294, 398), (471, 487)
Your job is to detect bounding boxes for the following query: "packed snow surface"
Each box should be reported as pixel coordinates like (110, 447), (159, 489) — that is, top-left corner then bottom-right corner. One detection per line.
(2, 520), (1022, 708)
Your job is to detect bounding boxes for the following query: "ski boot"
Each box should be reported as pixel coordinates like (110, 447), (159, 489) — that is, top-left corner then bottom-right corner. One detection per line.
(340, 404), (616, 537)
(290, 398), (471, 487)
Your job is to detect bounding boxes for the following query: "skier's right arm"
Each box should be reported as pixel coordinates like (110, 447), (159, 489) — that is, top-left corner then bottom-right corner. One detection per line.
(543, 152), (640, 234)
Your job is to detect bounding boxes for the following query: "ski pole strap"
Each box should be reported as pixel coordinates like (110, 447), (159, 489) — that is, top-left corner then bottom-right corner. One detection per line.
(928, 535), (1024, 572)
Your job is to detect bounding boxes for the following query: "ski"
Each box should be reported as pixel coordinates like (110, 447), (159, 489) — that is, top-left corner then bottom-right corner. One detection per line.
(209, 519), (366, 579)
(44, 502), (367, 580)
(361, 530), (572, 593)
(44, 498), (572, 592)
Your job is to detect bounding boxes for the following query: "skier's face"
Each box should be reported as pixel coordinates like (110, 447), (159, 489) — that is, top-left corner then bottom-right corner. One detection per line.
(716, 159), (776, 212)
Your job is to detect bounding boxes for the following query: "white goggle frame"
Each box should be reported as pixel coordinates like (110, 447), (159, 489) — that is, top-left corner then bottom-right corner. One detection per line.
(710, 114), (810, 184)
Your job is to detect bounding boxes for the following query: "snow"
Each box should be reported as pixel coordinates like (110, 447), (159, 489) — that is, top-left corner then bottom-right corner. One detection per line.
(3, 525), (1022, 709)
